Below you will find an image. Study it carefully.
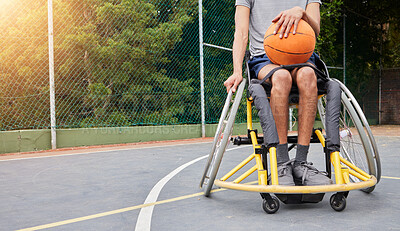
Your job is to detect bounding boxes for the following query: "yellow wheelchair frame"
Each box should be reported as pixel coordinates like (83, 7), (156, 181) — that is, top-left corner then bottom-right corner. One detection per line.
(200, 59), (381, 213)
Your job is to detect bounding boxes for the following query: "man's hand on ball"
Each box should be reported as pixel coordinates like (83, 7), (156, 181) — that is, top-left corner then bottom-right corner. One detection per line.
(272, 7), (305, 38)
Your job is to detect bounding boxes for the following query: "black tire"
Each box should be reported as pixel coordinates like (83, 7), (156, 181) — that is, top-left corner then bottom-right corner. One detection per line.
(361, 185), (375, 194)
(330, 193), (346, 212)
(262, 197), (280, 214)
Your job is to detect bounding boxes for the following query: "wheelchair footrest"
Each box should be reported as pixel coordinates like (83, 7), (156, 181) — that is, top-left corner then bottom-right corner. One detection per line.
(231, 136), (263, 145)
(275, 193), (325, 204)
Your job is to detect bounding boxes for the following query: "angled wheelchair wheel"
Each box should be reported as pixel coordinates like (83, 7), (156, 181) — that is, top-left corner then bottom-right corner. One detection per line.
(317, 79), (380, 193)
(200, 80), (246, 196)
(333, 79), (381, 185)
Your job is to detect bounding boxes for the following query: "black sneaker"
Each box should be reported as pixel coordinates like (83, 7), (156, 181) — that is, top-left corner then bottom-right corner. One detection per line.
(292, 161), (333, 186)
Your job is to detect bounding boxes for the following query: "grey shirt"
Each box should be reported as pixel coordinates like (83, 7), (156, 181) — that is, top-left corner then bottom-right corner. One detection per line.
(235, 0), (322, 57)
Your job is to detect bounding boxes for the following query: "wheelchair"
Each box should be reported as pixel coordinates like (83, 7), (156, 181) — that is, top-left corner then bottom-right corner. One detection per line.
(199, 52), (381, 213)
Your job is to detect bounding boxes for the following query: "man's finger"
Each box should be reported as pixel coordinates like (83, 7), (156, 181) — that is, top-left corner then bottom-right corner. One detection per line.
(284, 18), (294, 37)
(293, 19), (300, 34)
(224, 80), (231, 93)
(279, 18), (289, 38)
(232, 80), (240, 93)
(274, 15), (284, 34)
(272, 12), (282, 25)
(231, 84), (236, 93)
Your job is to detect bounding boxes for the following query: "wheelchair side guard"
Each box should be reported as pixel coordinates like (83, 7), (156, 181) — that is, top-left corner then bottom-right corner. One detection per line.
(324, 80), (342, 153)
(248, 82), (279, 147)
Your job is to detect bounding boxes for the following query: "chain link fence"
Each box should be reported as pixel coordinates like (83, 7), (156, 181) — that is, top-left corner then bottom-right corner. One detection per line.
(0, 0), (389, 141)
(0, 0), (50, 130)
(1, 0), (201, 132)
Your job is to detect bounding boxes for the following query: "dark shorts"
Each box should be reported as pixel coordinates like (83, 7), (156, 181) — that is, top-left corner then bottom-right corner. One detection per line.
(248, 52), (320, 79)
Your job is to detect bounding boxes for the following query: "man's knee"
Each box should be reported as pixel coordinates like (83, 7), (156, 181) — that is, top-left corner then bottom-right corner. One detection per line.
(296, 67), (317, 93)
(271, 69), (292, 94)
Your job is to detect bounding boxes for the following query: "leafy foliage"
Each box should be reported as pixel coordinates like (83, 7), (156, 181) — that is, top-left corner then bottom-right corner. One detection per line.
(1, 0), (198, 129)
(0, 0), (399, 131)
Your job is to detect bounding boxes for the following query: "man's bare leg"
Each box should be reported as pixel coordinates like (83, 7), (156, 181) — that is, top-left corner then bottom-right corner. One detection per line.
(293, 66), (318, 146)
(292, 66), (333, 185)
(257, 65), (292, 145)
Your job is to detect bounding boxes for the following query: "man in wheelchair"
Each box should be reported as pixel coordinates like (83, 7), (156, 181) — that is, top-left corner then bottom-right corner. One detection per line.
(224, 0), (333, 186)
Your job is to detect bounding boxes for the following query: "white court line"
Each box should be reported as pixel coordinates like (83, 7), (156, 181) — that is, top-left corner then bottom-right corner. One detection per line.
(0, 141), (212, 162)
(134, 146), (248, 231)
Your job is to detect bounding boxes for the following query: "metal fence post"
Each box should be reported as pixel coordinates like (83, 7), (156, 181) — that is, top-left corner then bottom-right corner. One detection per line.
(343, 13), (346, 86)
(48, 0), (56, 149)
(199, 0), (205, 137)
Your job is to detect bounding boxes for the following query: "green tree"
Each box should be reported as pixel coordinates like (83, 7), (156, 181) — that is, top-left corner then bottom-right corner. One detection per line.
(57, 0), (198, 127)
(316, 0), (343, 68)
(337, 0), (400, 100)
(0, 0), (50, 130)
(0, 0), (199, 130)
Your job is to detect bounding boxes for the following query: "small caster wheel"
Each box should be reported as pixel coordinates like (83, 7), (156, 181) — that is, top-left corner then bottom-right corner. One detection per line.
(330, 193), (346, 212)
(262, 197), (280, 214)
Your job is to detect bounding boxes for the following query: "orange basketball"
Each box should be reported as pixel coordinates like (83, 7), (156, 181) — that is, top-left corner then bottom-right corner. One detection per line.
(263, 19), (315, 65)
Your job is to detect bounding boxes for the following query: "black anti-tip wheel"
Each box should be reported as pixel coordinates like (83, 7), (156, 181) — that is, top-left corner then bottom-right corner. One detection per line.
(262, 197), (280, 214)
(330, 193), (346, 212)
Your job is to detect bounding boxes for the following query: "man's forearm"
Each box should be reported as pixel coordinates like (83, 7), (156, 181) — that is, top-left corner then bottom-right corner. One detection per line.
(232, 30), (248, 74)
(304, 3), (320, 36)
